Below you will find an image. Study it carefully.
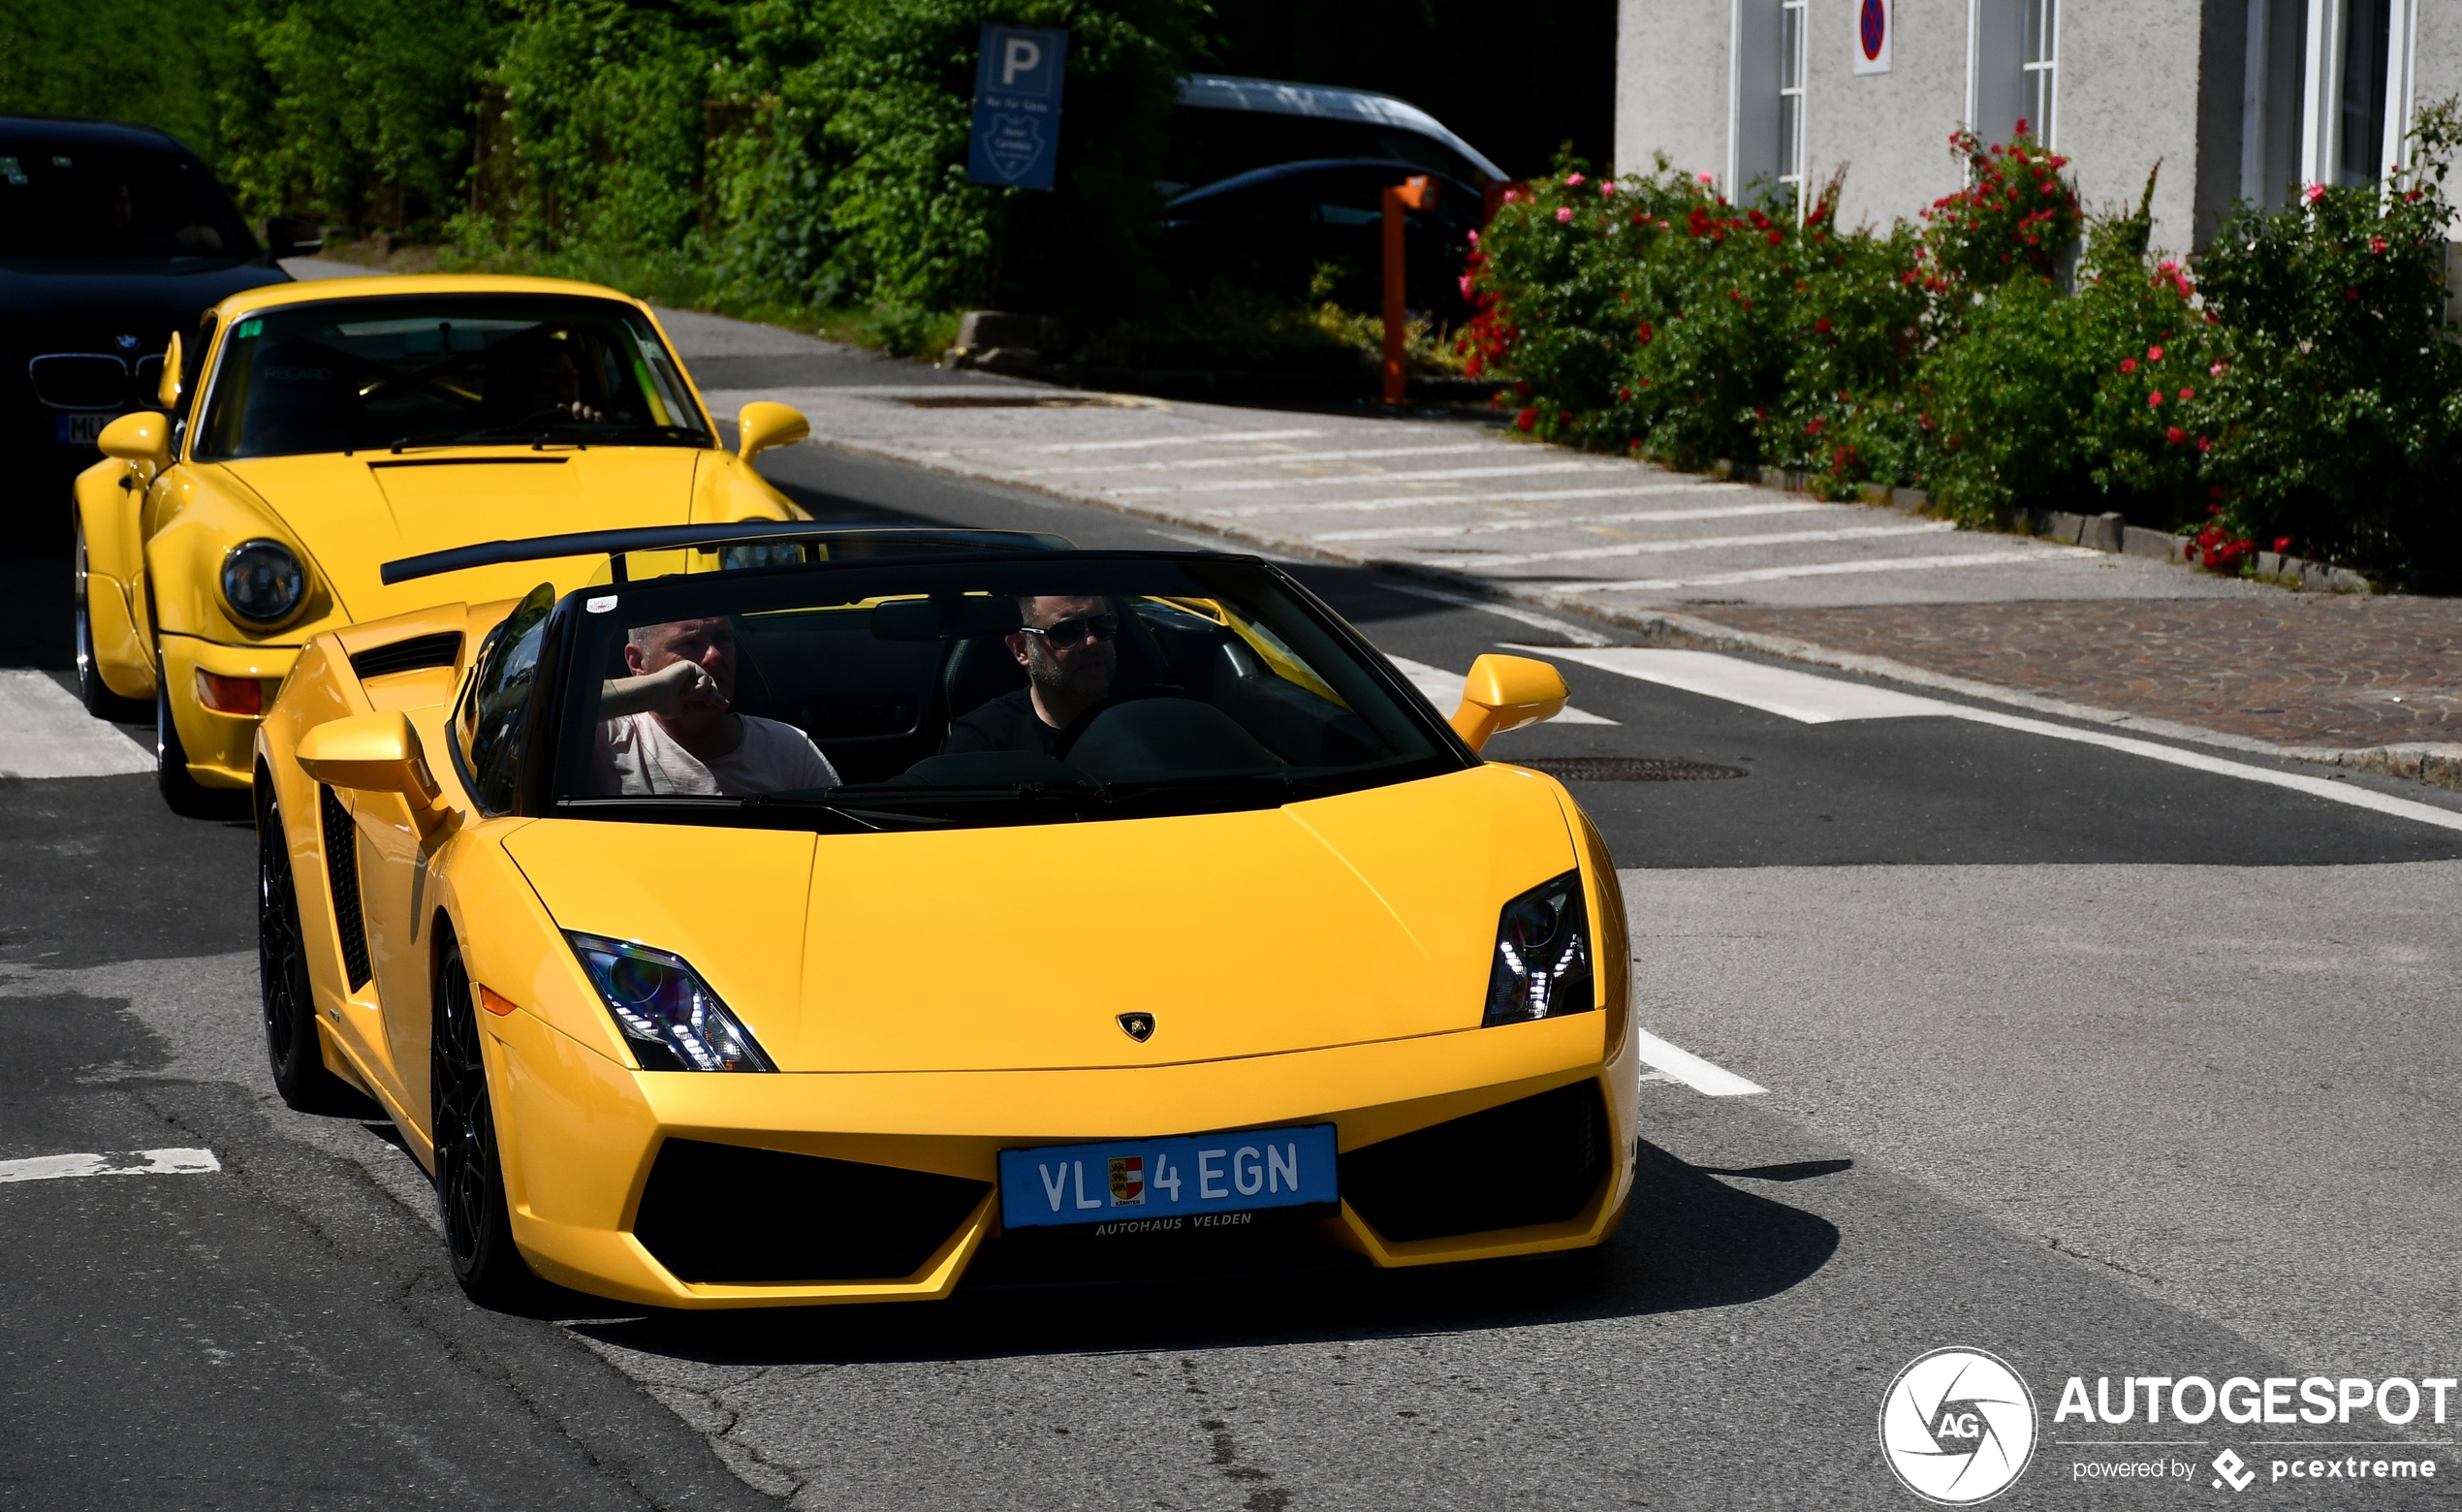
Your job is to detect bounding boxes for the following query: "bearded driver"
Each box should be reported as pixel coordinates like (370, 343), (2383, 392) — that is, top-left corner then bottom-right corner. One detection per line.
(593, 617), (836, 795)
(942, 594), (1133, 756)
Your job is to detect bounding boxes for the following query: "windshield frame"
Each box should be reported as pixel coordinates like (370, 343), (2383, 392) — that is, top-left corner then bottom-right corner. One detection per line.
(505, 550), (1477, 828)
(187, 291), (715, 464)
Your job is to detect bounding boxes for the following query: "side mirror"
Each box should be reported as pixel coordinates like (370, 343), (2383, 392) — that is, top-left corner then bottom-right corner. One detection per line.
(738, 401), (810, 460)
(297, 711), (445, 811)
(1448, 653), (1568, 754)
(97, 411), (172, 473)
(264, 215), (324, 260)
(157, 331), (183, 409)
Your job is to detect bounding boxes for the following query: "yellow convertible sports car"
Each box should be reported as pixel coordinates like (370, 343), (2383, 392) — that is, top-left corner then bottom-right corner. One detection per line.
(255, 524), (1636, 1307)
(71, 273), (810, 814)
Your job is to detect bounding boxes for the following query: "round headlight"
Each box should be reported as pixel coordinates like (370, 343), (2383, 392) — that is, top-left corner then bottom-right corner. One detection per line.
(221, 540), (305, 624)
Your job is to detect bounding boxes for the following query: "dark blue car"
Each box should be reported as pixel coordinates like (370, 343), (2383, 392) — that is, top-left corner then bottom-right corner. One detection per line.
(1, 116), (315, 537)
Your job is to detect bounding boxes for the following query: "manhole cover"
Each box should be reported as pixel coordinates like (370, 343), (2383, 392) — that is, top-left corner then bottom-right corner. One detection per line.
(1507, 757), (1749, 782)
(894, 394), (1142, 409)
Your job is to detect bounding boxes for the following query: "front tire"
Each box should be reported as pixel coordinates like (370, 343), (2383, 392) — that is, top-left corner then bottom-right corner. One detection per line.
(257, 779), (364, 1114)
(73, 520), (147, 722)
(433, 932), (533, 1307)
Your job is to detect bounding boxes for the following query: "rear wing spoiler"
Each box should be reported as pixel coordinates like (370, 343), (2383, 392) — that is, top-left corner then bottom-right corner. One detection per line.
(380, 521), (1074, 586)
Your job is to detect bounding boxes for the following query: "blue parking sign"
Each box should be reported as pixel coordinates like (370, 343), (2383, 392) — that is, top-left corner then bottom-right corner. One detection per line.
(968, 24), (1068, 192)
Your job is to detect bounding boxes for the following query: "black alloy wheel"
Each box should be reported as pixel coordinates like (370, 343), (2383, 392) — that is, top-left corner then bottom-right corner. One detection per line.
(433, 932), (533, 1306)
(73, 520), (148, 722)
(256, 777), (364, 1114)
(154, 653), (242, 819)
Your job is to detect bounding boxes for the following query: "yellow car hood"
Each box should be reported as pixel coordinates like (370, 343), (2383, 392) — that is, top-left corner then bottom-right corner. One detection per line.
(505, 765), (1577, 1074)
(213, 448), (707, 619)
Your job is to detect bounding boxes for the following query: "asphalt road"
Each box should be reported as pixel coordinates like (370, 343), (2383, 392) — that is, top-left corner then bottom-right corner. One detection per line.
(7, 348), (2462, 1509)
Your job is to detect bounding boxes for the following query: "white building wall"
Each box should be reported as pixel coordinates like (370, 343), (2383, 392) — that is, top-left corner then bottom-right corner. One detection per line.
(1615, 0), (1733, 184)
(2058, 2), (2212, 254)
(1805, 0), (1970, 232)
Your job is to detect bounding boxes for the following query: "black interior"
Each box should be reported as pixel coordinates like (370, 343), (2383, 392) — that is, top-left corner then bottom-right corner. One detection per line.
(641, 594), (1384, 785)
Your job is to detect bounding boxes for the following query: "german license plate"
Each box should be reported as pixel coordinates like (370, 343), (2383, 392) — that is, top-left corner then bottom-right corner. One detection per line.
(56, 411), (121, 446)
(999, 1123), (1338, 1233)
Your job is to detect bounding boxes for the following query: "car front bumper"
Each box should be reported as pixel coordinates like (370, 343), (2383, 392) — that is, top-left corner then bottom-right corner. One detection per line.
(160, 634), (300, 786)
(480, 1004), (1640, 1308)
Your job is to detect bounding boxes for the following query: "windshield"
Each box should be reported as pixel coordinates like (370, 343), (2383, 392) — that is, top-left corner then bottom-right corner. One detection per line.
(193, 294), (711, 460)
(0, 141), (255, 260)
(534, 555), (1464, 830)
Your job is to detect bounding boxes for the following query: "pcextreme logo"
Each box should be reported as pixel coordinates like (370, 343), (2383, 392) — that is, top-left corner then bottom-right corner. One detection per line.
(1879, 1348), (2040, 1504)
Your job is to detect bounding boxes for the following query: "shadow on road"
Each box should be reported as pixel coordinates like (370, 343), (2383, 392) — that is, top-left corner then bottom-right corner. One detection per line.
(565, 1137), (1841, 1367)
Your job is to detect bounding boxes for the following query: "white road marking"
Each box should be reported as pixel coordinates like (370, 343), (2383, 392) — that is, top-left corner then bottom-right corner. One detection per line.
(1312, 499), (1834, 542)
(1381, 655), (1617, 725)
(1524, 647), (1948, 722)
(1024, 427), (1326, 453)
(0, 671), (154, 778)
(1455, 521), (1952, 570)
(1517, 646), (2462, 835)
(1377, 580), (1617, 646)
(1201, 481), (1740, 518)
(1110, 460), (1618, 495)
(1553, 548), (2096, 593)
(1021, 443), (1496, 476)
(1630, 1028), (1767, 1096)
(0, 1148), (221, 1184)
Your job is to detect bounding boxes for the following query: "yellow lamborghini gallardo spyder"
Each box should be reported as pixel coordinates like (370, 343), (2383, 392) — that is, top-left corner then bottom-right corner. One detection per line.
(255, 523), (1636, 1307)
(72, 274), (809, 815)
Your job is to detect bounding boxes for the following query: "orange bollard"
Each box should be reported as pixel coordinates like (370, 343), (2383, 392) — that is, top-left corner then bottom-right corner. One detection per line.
(1382, 174), (1434, 406)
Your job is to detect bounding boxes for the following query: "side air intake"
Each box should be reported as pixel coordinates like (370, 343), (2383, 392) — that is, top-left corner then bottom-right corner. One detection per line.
(348, 631), (462, 681)
(317, 784), (372, 991)
(1341, 1080), (1609, 1244)
(634, 1139), (989, 1285)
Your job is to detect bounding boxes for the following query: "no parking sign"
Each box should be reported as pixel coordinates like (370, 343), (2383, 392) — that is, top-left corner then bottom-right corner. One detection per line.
(1854, 0), (1892, 73)
(968, 23), (1069, 191)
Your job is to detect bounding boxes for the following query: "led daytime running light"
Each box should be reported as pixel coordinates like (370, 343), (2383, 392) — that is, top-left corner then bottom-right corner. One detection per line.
(1482, 869), (1595, 1026)
(564, 931), (774, 1072)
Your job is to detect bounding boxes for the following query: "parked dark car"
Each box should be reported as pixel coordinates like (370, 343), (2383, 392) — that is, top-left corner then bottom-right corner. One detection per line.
(1162, 159), (1485, 323)
(1, 116), (313, 537)
(1162, 77), (1504, 198)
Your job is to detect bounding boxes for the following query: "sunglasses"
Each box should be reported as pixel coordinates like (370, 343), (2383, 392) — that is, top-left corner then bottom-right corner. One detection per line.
(1017, 613), (1119, 649)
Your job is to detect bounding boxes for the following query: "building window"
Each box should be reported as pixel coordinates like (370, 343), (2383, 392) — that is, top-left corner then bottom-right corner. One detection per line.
(2021, 0), (2058, 143)
(2335, 0), (2393, 184)
(1732, 0), (1809, 215)
(1779, 0), (1810, 208)
(2242, 0), (2307, 209)
(1969, 0), (2056, 149)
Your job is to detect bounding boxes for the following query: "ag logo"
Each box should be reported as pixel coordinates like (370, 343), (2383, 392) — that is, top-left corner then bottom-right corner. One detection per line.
(1878, 1348), (2038, 1504)
(1116, 1012), (1155, 1042)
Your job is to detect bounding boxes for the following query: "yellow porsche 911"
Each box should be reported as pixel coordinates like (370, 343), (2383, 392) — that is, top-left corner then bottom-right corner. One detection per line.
(72, 273), (810, 814)
(254, 523), (1636, 1307)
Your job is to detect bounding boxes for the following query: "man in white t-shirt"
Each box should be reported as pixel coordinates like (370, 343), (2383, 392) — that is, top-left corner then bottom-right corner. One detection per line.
(591, 616), (837, 796)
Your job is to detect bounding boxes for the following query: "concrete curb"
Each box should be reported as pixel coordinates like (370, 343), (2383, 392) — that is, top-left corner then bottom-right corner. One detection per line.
(806, 433), (2461, 795)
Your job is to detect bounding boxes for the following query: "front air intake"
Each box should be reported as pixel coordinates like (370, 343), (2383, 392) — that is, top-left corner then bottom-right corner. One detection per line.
(1341, 1080), (1609, 1244)
(634, 1139), (990, 1285)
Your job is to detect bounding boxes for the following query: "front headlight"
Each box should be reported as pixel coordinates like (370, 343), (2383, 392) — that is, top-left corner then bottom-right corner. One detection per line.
(565, 932), (775, 1071)
(221, 539), (305, 624)
(1483, 869), (1594, 1026)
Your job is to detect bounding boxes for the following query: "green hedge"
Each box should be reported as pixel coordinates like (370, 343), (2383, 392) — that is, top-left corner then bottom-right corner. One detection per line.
(1468, 106), (2462, 584)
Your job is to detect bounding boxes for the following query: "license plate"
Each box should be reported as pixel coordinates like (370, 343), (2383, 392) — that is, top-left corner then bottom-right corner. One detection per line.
(999, 1123), (1338, 1233)
(56, 411), (121, 446)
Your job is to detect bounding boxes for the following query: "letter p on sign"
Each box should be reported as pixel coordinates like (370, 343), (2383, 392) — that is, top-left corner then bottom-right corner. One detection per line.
(1002, 37), (1042, 85)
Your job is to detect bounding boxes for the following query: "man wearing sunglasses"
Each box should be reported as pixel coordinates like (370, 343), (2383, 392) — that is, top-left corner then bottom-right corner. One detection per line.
(944, 594), (1137, 757)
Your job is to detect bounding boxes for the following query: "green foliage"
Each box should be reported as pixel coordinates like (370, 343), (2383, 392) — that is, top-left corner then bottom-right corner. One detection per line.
(2193, 100), (2462, 582)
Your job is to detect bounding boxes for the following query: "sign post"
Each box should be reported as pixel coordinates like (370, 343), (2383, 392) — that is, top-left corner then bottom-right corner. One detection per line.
(1381, 175), (1433, 405)
(968, 24), (1069, 192)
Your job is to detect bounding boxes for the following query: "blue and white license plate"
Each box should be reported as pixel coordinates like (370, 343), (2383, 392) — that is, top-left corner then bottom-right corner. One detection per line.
(999, 1124), (1338, 1234)
(56, 411), (122, 446)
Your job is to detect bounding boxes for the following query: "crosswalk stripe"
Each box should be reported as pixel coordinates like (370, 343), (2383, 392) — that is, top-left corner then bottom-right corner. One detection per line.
(0, 1148), (221, 1183)
(1199, 482), (1739, 518)
(1020, 443), (1497, 476)
(1453, 521), (1952, 570)
(1022, 427), (1326, 453)
(1110, 460), (1619, 495)
(1553, 548), (2094, 593)
(0, 671), (154, 779)
(1312, 500), (1835, 542)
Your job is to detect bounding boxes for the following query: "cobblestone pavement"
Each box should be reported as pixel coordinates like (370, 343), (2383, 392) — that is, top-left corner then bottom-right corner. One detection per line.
(1701, 596), (2462, 750)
